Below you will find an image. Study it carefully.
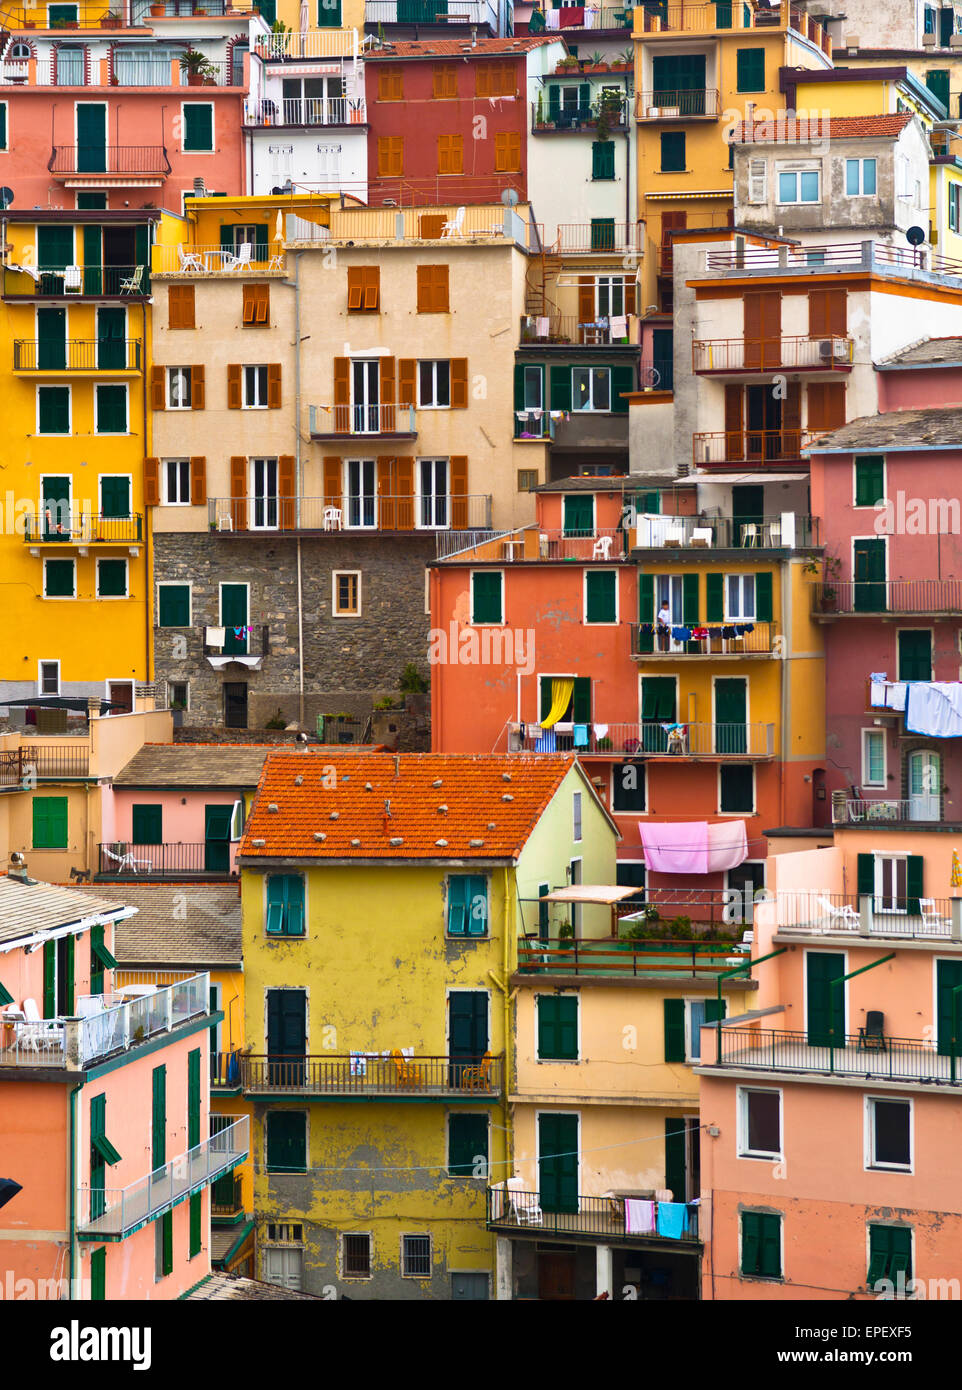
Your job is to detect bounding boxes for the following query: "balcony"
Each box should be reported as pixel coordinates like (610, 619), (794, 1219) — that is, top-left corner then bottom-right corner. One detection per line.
(521, 2), (635, 29)
(552, 222), (643, 255)
(509, 721), (775, 758)
(211, 1049), (243, 1091)
(517, 936), (747, 978)
(711, 1025), (962, 1086)
(630, 620), (779, 658)
(285, 203), (536, 248)
(702, 240), (962, 286)
(775, 893), (961, 942)
(0, 744), (91, 786)
(253, 28), (359, 60)
(831, 799), (942, 827)
(4, 265), (148, 298)
(487, 1186), (700, 1244)
(211, 1174), (244, 1221)
(813, 580), (962, 618)
(692, 429), (813, 468)
(692, 335), (853, 373)
(241, 1053), (504, 1098)
(0, 972), (210, 1071)
(49, 146), (171, 179)
(151, 243), (286, 276)
(22, 513), (144, 546)
(634, 512), (819, 550)
(244, 96), (366, 127)
(514, 411), (555, 441)
(308, 403), (417, 440)
(76, 1115), (248, 1241)
(531, 96), (629, 133)
(636, 89), (721, 119)
(364, 0), (501, 29)
(13, 339), (141, 372)
(637, 1), (830, 54)
(96, 841), (236, 879)
(207, 493), (492, 534)
(520, 314), (637, 347)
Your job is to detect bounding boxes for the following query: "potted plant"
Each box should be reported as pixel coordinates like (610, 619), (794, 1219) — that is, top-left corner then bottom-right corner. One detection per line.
(535, 89), (544, 126)
(102, 9), (122, 27)
(180, 48), (208, 85)
(557, 919), (575, 960)
(150, 2), (166, 13)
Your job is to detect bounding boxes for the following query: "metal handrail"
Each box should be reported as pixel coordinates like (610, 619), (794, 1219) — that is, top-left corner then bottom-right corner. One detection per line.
(716, 1025), (962, 1083)
(242, 1052), (503, 1095)
(48, 145), (171, 175)
(14, 338), (141, 370)
(206, 493), (491, 533)
(692, 335), (853, 372)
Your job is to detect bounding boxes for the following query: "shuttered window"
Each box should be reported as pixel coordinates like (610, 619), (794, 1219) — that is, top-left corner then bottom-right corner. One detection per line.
(97, 559), (127, 597)
(168, 285), (195, 329)
(747, 158), (767, 203)
(741, 1211), (782, 1278)
(437, 133), (463, 174)
(242, 283), (269, 326)
(189, 1192), (202, 1258)
(898, 630), (932, 682)
(158, 583), (190, 627)
(265, 874), (306, 937)
(347, 266), (379, 312)
(33, 796), (68, 849)
(0, 103), (7, 152)
(266, 1111), (307, 1171)
(432, 65), (457, 98)
(660, 131), (685, 172)
(664, 998), (686, 1062)
(377, 136), (403, 176)
(377, 67), (403, 101)
(720, 764), (754, 812)
(537, 995), (578, 1060)
(736, 47), (765, 92)
(592, 140), (615, 180)
(44, 559), (75, 598)
(448, 1114), (488, 1177)
(854, 455), (884, 507)
(183, 103), (213, 151)
(585, 569), (617, 623)
(494, 132), (521, 171)
(447, 874), (488, 937)
(131, 804), (162, 844)
(867, 1224), (912, 1287)
(38, 386), (70, 434)
(476, 61), (515, 96)
(471, 571), (503, 623)
(95, 385), (127, 434)
(417, 264), (449, 313)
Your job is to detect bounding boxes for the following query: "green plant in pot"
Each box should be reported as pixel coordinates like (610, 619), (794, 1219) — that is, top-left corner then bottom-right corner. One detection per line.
(557, 919), (575, 956)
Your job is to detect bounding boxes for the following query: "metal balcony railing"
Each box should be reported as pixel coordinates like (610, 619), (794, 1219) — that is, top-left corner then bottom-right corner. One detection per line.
(97, 841), (234, 877)
(511, 721), (775, 757)
(211, 1174), (244, 1218)
(514, 410), (555, 440)
(244, 96), (366, 126)
(813, 580), (962, 616)
(692, 429), (812, 467)
(520, 314), (636, 346)
(49, 145), (171, 175)
(0, 744), (91, 784)
(14, 339), (141, 371)
(635, 512), (819, 549)
(363, 0), (501, 25)
(76, 1115), (249, 1238)
(22, 512), (144, 544)
(242, 1053), (503, 1097)
(531, 98), (629, 132)
(309, 403), (417, 437)
(714, 1027), (962, 1084)
(150, 243), (284, 275)
(775, 892), (959, 941)
(704, 241), (962, 280)
(207, 493), (491, 533)
(630, 620), (779, 657)
(553, 222), (643, 254)
(517, 936), (746, 977)
(636, 88), (721, 118)
(253, 27), (359, 60)
(487, 1186), (700, 1242)
(692, 336), (854, 372)
(6, 265), (148, 297)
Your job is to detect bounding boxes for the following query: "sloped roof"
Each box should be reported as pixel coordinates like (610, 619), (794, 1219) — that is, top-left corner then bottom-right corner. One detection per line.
(806, 406), (962, 452)
(365, 36), (559, 58)
(0, 875), (128, 948)
(879, 336), (962, 367)
(239, 752), (586, 862)
(735, 113), (914, 143)
(185, 1273), (319, 1301)
(112, 744), (377, 788)
(71, 883), (241, 969)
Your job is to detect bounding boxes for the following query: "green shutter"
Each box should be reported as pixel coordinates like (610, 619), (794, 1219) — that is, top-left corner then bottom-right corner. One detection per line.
(898, 630), (932, 682)
(43, 939), (56, 1018)
(96, 385), (127, 434)
(97, 559), (127, 597)
(38, 386), (70, 434)
(682, 573), (699, 625)
(563, 495), (593, 535)
(513, 364), (525, 412)
(590, 217), (615, 250)
(64, 934), (74, 1016)
(907, 855), (924, 917)
(736, 47), (765, 92)
(664, 998), (686, 1062)
(0, 979), (12, 1007)
(162, 1211), (173, 1276)
(189, 1192), (202, 1258)
(265, 875), (285, 935)
(91, 1247), (106, 1300)
(665, 1119), (687, 1202)
(188, 1048), (201, 1149)
(704, 997), (727, 1023)
(611, 364), (634, 414)
(755, 571), (773, 622)
(266, 1111), (307, 1171)
(585, 569), (616, 623)
(447, 874), (468, 936)
(152, 1065), (166, 1171)
(592, 140), (615, 179)
(184, 104), (213, 152)
(720, 764), (753, 812)
(741, 1210), (761, 1273)
(538, 995), (578, 1060)
(926, 69), (950, 113)
(868, 1224), (912, 1286)
(131, 804), (162, 844)
(91, 928), (118, 971)
(538, 882), (550, 942)
(572, 677), (591, 723)
(44, 560), (74, 598)
(660, 131), (686, 172)
(100, 474), (130, 517)
(448, 1113), (488, 1177)
(550, 366), (572, 411)
(0, 104), (6, 152)
(33, 796), (68, 848)
(158, 584), (190, 627)
(742, 1210), (781, 1277)
(857, 853), (874, 897)
(286, 874), (305, 936)
(706, 573), (724, 622)
(637, 573), (655, 653)
(854, 456), (884, 507)
(472, 571), (503, 624)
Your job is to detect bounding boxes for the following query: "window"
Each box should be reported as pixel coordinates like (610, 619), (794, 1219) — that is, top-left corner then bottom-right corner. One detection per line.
(265, 874), (305, 937)
(573, 791), (582, 841)
(437, 133), (463, 174)
(720, 764), (754, 812)
(471, 570), (503, 624)
(155, 1213), (173, 1281)
(726, 573), (756, 620)
(189, 1192), (202, 1258)
(736, 47), (765, 92)
(243, 365), (269, 408)
(97, 558), (128, 598)
(377, 136), (403, 176)
(37, 386), (70, 434)
(432, 64), (457, 99)
(242, 283), (270, 326)
(612, 761), (645, 813)
(447, 874), (488, 937)
(777, 168), (820, 203)
(592, 140), (615, 180)
(845, 157), (877, 196)
(416, 264), (449, 313)
(867, 1224), (912, 1288)
(539, 674), (590, 725)
(96, 385), (127, 435)
(131, 804), (162, 845)
(518, 469), (538, 491)
(342, 1233), (372, 1278)
(585, 569), (617, 624)
(854, 455), (884, 507)
(167, 680), (189, 711)
(90, 1247), (106, 1300)
(537, 995), (578, 1060)
(265, 1111), (307, 1172)
(740, 1211), (782, 1279)
(183, 103), (214, 151)
(861, 728), (886, 788)
(33, 796), (68, 849)
(347, 266), (380, 313)
(401, 1234), (432, 1278)
(573, 366), (611, 412)
(475, 61), (515, 97)
(898, 629), (932, 682)
(164, 459), (190, 505)
(39, 660), (60, 696)
(738, 1087), (782, 1159)
(867, 1097), (912, 1170)
(168, 285), (195, 329)
(747, 157), (767, 203)
(100, 476), (130, 520)
(44, 558), (75, 598)
(660, 131), (686, 172)
(332, 570), (360, 616)
(418, 360), (450, 408)
(448, 1114), (488, 1178)
(266, 1223), (304, 1243)
(951, 183), (962, 232)
(167, 367), (191, 410)
(616, 861), (646, 901)
(494, 132), (521, 172)
(377, 67), (403, 101)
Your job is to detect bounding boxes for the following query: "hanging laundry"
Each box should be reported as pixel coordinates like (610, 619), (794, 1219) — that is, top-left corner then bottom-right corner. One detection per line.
(707, 820), (748, 871)
(905, 683), (962, 738)
(625, 1199), (656, 1235)
(656, 1202), (689, 1240)
(639, 822), (710, 875)
(671, 626), (692, 642)
(573, 724), (589, 748)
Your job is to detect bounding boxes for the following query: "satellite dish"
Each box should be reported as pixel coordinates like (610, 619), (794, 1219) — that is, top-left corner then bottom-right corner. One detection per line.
(906, 225), (925, 247)
(501, 187), (519, 208)
(0, 188), (14, 210)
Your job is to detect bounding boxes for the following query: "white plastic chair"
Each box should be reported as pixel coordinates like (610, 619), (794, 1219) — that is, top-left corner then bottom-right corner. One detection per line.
(506, 1176), (543, 1226)
(119, 265), (143, 294)
(63, 264), (82, 293)
(920, 899), (951, 929)
(441, 206), (465, 238)
(592, 535), (613, 560)
(323, 506), (342, 531)
(178, 245), (205, 274)
(21, 997), (60, 1051)
(222, 242), (253, 272)
(742, 523), (760, 547)
(690, 527), (713, 547)
(217, 515), (233, 532)
(816, 896), (860, 931)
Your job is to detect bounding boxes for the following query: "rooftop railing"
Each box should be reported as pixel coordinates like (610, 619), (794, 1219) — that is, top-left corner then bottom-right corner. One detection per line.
(775, 892), (960, 941)
(692, 335), (853, 372)
(517, 936), (749, 977)
(553, 222), (643, 254)
(813, 580), (962, 616)
(14, 338), (141, 371)
(151, 243), (285, 275)
(636, 1), (829, 53)
(207, 493), (492, 534)
(363, 0), (501, 26)
(714, 1026), (962, 1084)
(703, 240), (962, 281)
(830, 799), (942, 826)
(635, 512), (818, 549)
(520, 314), (637, 346)
(510, 721), (775, 757)
(97, 841), (234, 877)
(0, 744), (91, 783)
(487, 1186), (700, 1242)
(253, 26), (359, 60)
(4, 265), (148, 297)
(531, 97), (629, 131)
(242, 1053), (503, 1097)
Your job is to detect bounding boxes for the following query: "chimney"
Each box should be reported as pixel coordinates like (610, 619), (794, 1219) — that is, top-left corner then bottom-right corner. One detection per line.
(8, 852), (29, 882)
(193, 177), (207, 197)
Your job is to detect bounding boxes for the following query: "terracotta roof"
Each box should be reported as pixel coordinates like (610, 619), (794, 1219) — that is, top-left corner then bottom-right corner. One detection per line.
(807, 406), (962, 452)
(879, 336), (962, 367)
(186, 1273), (319, 1301)
(0, 875), (128, 948)
(365, 37), (560, 58)
(240, 752), (582, 861)
(113, 744), (375, 788)
(534, 475), (696, 493)
(71, 883), (241, 969)
(735, 113), (914, 143)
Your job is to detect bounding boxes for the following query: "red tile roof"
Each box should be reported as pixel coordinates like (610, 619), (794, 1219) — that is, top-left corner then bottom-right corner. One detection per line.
(736, 113), (914, 142)
(240, 752), (580, 861)
(365, 36), (560, 59)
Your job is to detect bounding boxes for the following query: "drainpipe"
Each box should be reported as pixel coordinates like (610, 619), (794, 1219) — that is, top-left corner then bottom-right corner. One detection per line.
(501, 866), (513, 1181)
(278, 249), (305, 726)
(68, 1080), (82, 1298)
(779, 558), (791, 827)
(141, 297), (151, 686)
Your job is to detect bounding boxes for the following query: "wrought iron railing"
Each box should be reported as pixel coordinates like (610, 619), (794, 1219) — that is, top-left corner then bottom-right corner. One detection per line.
(49, 145), (171, 174)
(7, 265), (148, 296)
(520, 314), (636, 346)
(97, 841), (233, 876)
(813, 580), (962, 616)
(715, 1026), (962, 1083)
(151, 243), (284, 275)
(531, 97), (629, 131)
(630, 620), (779, 657)
(0, 744), (91, 783)
(486, 1186), (700, 1241)
(206, 493), (491, 533)
(517, 937), (741, 977)
(14, 338), (141, 370)
(22, 512), (143, 543)
(692, 429), (813, 466)
(553, 222), (643, 254)
(512, 721), (774, 757)
(636, 88), (721, 118)
(242, 1053), (503, 1096)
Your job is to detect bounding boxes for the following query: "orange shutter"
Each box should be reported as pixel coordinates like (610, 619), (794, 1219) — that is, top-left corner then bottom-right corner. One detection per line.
(782, 380), (802, 455)
(189, 456), (206, 505)
(230, 456), (247, 531)
(578, 275), (594, 324)
(419, 213), (445, 239)
(398, 359), (417, 407)
(191, 363), (205, 409)
(380, 357), (396, 433)
(724, 384), (744, 462)
(417, 265), (448, 313)
(395, 456), (414, 531)
(625, 278), (637, 316)
(333, 356), (350, 433)
(150, 366), (165, 410)
(450, 454), (468, 528)
(494, 132), (521, 172)
(377, 67), (403, 101)
(323, 457), (342, 508)
(144, 456), (160, 507)
(377, 136), (403, 176)
(450, 358), (468, 408)
(227, 363), (242, 409)
(363, 266), (379, 311)
(267, 363), (282, 408)
(377, 456), (396, 530)
(278, 454), (295, 530)
(168, 284), (194, 329)
(807, 381), (845, 431)
(433, 64), (456, 98)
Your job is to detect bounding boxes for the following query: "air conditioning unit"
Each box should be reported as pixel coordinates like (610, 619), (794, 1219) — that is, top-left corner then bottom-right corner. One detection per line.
(651, 105), (680, 118)
(819, 337), (849, 363)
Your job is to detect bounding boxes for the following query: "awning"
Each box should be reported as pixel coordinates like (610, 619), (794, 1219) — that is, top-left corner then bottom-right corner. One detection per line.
(3, 696), (122, 711)
(206, 656), (263, 671)
(538, 886), (639, 905)
(692, 471), (808, 483)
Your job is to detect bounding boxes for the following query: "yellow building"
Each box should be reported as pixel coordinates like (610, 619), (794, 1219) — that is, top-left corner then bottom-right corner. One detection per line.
(237, 749), (619, 1298)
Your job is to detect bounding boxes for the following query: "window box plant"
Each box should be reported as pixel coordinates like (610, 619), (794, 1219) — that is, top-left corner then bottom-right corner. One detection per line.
(180, 48), (209, 85)
(101, 10), (123, 28)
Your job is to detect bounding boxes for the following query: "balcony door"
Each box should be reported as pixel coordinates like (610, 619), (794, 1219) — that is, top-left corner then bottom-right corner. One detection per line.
(448, 991), (487, 1088)
(97, 306), (126, 371)
(57, 46), (85, 88)
(908, 751), (940, 822)
(714, 677), (747, 754)
(538, 1112), (578, 1215)
(651, 53), (707, 113)
(267, 988), (306, 1085)
(204, 804), (232, 873)
(936, 960), (962, 1057)
(42, 475), (71, 541)
(351, 359), (379, 435)
(731, 484), (764, 548)
(76, 103), (107, 173)
(853, 538), (886, 613)
(251, 457), (278, 530)
(641, 675), (675, 752)
(346, 458), (376, 528)
(806, 951), (845, 1047)
(744, 291), (781, 370)
(37, 307), (67, 371)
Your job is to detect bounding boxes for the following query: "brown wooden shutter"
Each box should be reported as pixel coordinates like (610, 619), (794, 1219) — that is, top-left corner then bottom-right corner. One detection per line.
(450, 454), (468, 528)
(363, 266), (379, 311)
(808, 289), (846, 338)
(826, 288), (846, 336)
(150, 366), (165, 411)
(189, 456), (206, 506)
(323, 456), (342, 507)
(230, 455), (247, 531)
(625, 278), (636, 316)
(278, 454), (295, 530)
(419, 213), (445, 238)
(144, 456), (160, 507)
(398, 358), (417, 407)
(417, 264), (448, 313)
(191, 363), (205, 409)
(380, 356), (395, 430)
(578, 275), (594, 324)
(807, 381), (845, 431)
(783, 380), (802, 455)
(395, 456), (415, 531)
(267, 362), (282, 409)
(724, 384), (744, 462)
(377, 456), (396, 530)
(333, 356), (350, 433)
(168, 284), (195, 330)
(450, 358), (468, 408)
(227, 363), (242, 409)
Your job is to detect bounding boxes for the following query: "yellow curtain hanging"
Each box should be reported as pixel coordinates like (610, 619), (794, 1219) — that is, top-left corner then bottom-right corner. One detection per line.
(541, 677), (575, 729)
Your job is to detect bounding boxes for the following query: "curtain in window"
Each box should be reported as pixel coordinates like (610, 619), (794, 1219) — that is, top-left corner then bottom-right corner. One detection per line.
(541, 677), (574, 729)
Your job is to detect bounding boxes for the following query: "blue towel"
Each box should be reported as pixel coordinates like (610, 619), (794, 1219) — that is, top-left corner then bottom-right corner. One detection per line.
(535, 730), (557, 752)
(573, 724), (589, 748)
(656, 1201), (688, 1240)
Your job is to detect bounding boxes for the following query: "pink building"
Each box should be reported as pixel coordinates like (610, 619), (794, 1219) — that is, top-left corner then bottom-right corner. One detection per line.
(0, 870), (247, 1300)
(698, 828), (962, 1299)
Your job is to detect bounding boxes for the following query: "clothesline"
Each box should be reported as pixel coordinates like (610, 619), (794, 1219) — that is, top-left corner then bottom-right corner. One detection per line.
(641, 622), (757, 641)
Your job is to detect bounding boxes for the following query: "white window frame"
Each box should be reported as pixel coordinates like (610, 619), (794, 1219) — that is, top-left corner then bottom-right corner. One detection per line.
(864, 1094), (913, 1173)
(469, 568), (504, 625)
(417, 457), (449, 529)
(725, 573), (756, 620)
(166, 678), (189, 711)
(42, 556), (76, 600)
(94, 382), (128, 435)
(38, 659), (61, 696)
(583, 567), (619, 625)
(737, 1085), (783, 1161)
(344, 457), (376, 529)
(163, 457), (191, 506)
(573, 790), (583, 842)
(535, 990), (581, 1064)
(572, 365), (612, 413)
(775, 165), (821, 204)
(400, 1232), (433, 1279)
(331, 569), (361, 617)
(96, 556), (128, 599)
(105, 678), (134, 714)
(417, 359), (451, 409)
(747, 156), (767, 204)
(166, 366), (192, 410)
(610, 759), (646, 816)
(446, 1112), (491, 1179)
(250, 456), (279, 531)
(36, 384), (72, 435)
(845, 156), (877, 196)
(181, 100), (215, 152)
(718, 762), (756, 815)
(861, 727), (887, 788)
(242, 364), (269, 409)
(157, 581), (192, 628)
(340, 1231), (373, 1281)
(874, 852), (907, 912)
(686, 997), (717, 1063)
